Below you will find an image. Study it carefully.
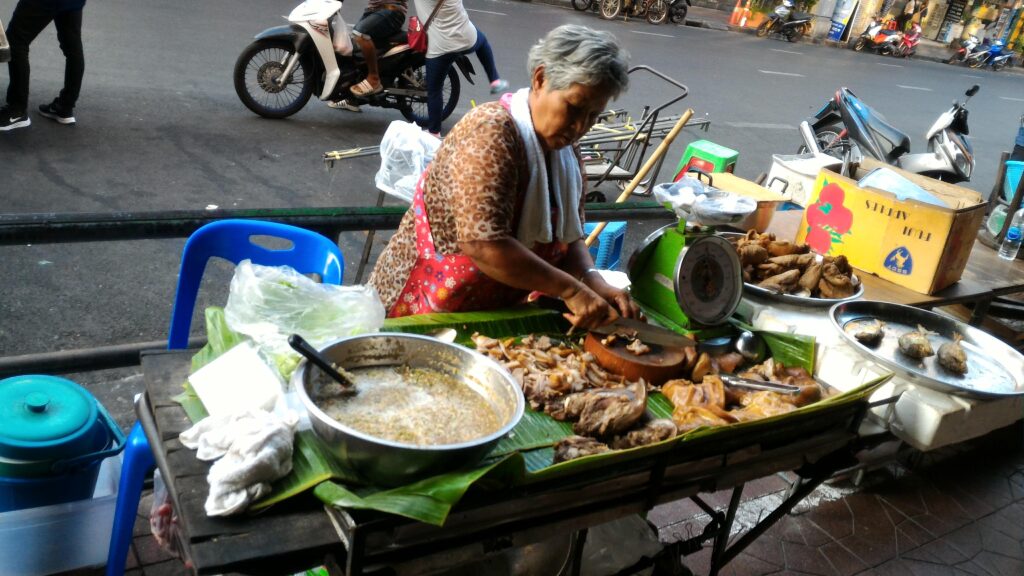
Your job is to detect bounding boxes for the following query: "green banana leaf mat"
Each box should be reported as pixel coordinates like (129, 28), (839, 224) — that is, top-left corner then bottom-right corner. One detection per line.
(174, 306), (887, 526)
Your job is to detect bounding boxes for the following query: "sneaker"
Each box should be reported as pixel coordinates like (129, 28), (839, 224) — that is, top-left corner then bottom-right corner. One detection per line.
(489, 79), (509, 94)
(327, 99), (362, 113)
(38, 101), (76, 124)
(0, 107), (31, 131)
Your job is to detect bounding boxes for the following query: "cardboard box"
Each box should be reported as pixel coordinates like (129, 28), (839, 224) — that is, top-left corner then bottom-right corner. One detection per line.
(794, 158), (986, 295)
(710, 172), (788, 233)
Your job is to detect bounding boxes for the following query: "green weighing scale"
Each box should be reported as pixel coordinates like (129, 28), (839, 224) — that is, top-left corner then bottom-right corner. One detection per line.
(628, 221), (743, 330)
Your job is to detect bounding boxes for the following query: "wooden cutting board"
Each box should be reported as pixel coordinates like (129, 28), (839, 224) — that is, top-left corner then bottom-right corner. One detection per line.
(583, 333), (691, 386)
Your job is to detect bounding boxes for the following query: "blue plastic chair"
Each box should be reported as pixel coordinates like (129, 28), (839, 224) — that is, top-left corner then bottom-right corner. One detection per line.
(106, 219), (344, 576)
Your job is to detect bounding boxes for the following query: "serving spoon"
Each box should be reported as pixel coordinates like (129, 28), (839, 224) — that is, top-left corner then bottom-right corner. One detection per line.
(288, 334), (358, 394)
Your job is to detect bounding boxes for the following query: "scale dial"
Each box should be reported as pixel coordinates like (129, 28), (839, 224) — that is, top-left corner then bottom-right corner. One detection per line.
(673, 235), (743, 326)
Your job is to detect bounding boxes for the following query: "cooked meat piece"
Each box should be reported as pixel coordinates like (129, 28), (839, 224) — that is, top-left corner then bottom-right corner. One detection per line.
(672, 406), (733, 434)
(610, 419), (678, 449)
(738, 244), (770, 267)
(731, 391), (798, 422)
(557, 380), (648, 438)
(690, 352), (713, 382)
(798, 262), (824, 294)
(712, 351), (745, 374)
(826, 254), (853, 276)
(626, 338), (651, 356)
(758, 269), (801, 293)
(767, 240), (806, 257)
(938, 333), (968, 375)
(898, 324), (935, 359)
(818, 263), (855, 299)
(742, 266), (753, 283)
(756, 262), (787, 279)
(846, 319), (885, 347)
(663, 376), (731, 419)
(682, 346), (699, 374)
(553, 436), (611, 463)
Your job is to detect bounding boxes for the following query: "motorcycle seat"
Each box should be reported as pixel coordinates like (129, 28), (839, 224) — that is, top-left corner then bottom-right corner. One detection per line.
(791, 12), (811, 20)
(843, 90), (911, 160)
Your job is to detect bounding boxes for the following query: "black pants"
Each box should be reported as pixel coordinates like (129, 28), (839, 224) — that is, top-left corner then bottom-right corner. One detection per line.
(5, 0), (84, 114)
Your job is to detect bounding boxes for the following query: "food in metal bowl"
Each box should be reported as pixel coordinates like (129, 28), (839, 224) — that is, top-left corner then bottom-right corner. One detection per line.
(313, 365), (503, 446)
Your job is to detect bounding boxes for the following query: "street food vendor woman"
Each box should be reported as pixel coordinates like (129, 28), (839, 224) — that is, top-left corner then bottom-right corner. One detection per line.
(369, 25), (640, 330)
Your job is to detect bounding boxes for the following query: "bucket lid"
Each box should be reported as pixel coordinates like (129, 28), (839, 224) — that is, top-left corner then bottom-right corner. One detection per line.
(0, 375), (98, 462)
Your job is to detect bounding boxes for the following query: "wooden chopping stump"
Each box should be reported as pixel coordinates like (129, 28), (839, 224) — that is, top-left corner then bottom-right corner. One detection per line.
(583, 333), (690, 386)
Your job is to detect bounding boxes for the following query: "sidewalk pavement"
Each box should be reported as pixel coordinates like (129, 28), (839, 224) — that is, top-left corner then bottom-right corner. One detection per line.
(535, 0), (1024, 75)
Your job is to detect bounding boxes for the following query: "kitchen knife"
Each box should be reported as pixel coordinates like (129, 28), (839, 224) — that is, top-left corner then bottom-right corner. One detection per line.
(589, 317), (696, 348)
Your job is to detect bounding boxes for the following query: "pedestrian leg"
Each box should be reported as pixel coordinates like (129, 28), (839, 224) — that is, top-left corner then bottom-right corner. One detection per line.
(5, 0), (54, 114)
(425, 53), (457, 134)
(53, 9), (84, 111)
(470, 28), (500, 83)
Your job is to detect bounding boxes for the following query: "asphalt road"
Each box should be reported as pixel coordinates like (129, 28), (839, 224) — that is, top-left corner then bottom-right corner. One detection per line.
(1, 0), (1022, 422)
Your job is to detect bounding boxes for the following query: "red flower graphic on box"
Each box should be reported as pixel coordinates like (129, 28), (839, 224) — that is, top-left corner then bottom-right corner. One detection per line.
(805, 180), (853, 253)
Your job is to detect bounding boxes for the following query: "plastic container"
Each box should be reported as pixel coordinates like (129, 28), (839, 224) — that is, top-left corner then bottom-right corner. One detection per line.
(0, 455), (121, 576)
(584, 221), (627, 270)
(1002, 160), (1023, 203)
(766, 153), (842, 207)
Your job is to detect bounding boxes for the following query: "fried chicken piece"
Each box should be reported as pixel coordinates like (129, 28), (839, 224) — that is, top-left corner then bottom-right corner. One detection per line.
(758, 269), (801, 293)
(738, 244), (769, 267)
(937, 333), (968, 375)
(798, 262), (824, 294)
(756, 262), (787, 279)
(824, 254), (853, 276)
(898, 324), (935, 359)
(553, 436), (611, 463)
(610, 419), (679, 449)
(553, 380), (648, 438)
(818, 262), (855, 299)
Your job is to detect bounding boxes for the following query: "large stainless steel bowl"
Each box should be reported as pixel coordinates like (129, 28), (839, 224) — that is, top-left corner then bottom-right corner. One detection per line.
(292, 333), (524, 486)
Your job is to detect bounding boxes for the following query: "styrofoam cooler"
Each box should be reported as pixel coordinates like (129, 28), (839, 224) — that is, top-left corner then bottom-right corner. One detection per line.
(766, 153), (842, 207)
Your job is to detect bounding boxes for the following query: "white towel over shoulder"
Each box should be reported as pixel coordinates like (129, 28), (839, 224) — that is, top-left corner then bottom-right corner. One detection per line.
(508, 88), (584, 248)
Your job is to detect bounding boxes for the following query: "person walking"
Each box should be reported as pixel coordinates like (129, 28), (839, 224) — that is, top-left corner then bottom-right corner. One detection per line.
(1, 0), (87, 131)
(895, 0), (916, 32)
(413, 0), (507, 135)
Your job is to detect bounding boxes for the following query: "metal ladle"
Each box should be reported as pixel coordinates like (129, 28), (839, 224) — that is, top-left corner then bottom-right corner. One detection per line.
(288, 334), (357, 394)
(735, 330), (767, 363)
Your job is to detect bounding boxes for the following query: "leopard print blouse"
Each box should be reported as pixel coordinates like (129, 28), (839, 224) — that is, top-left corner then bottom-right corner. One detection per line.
(367, 101), (586, 311)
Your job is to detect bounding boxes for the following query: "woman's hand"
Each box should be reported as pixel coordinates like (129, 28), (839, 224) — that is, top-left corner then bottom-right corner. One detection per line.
(583, 271), (642, 320)
(562, 282), (619, 330)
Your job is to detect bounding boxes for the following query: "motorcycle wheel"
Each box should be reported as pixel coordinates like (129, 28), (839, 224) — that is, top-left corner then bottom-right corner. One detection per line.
(669, 2), (687, 23)
(233, 39), (314, 119)
(852, 37), (867, 52)
(756, 20), (772, 37)
(797, 125), (848, 160)
(647, 0), (668, 24)
(572, 0), (592, 11)
(397, 65), (461, 126)
(946, 53), (960, 64)
(968, 56), (984, 68)
(993, 60), (1005, 71)
(600, 0), (621, 19)
(787, 27), (802, 42)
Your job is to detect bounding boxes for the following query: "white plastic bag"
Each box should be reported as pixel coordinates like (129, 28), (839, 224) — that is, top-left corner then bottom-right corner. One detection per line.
(330, 13), (353, 56)
(654, 177), (757, 226)
(224, 260), (385, 377)
(374, 120), (441, 203)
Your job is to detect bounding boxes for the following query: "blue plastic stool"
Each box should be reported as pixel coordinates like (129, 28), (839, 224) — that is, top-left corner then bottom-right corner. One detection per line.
(106, 220), (345, 576)
(1004, 161), (1024, 203)
(584, 221), (628, 270)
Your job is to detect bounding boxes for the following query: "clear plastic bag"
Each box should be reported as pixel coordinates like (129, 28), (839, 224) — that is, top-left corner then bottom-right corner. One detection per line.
(224, 260), (385, 377)
(374, 120), (441, 203)
(654, 177), (757, 226)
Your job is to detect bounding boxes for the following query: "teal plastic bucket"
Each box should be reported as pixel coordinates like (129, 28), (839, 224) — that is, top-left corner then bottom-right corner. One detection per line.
(0, 376), (126, 512)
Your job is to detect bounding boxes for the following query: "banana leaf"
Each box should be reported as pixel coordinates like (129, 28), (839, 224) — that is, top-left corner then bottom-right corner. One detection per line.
(251, 431), (363, 510)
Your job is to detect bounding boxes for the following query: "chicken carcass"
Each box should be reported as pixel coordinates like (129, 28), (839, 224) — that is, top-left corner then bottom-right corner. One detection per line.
(552, 380), (648, 438)
(553, 436), (611, 463)
(611, 419), (679, 449)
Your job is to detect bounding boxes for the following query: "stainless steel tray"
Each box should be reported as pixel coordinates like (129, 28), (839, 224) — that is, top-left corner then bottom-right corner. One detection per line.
(830, 301), (1024, 398)
(720, 232), (864, 307)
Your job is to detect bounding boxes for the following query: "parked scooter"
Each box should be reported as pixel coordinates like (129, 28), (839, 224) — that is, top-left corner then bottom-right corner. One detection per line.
(966, 39), (1015, 71)
(946, 35), (981, 64)
(800, 85), (980, 183)
(894, 23), (921, 57)
(756, 0), (812, 42)
(233, 0), (475, 122)
(669, 0), (691, 24)
(850, 17), (902, 55)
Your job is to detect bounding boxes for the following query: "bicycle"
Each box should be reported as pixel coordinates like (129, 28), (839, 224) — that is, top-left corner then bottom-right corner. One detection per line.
(572, 0), (600, 12)
(600, 0), (669, 24)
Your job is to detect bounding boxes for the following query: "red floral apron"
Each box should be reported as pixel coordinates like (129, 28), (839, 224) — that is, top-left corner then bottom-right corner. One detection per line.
(387, 171), (568, 318)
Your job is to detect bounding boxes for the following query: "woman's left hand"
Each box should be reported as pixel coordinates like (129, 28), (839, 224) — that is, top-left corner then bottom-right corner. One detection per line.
(583, 272), (642, 319)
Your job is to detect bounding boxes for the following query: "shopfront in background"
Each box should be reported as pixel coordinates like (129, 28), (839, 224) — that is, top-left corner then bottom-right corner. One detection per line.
(923, 0), (1024, 45)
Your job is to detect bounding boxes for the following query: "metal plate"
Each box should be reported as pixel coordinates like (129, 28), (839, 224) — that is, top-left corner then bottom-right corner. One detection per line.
(720, 232), (864, 307)
(830, 301), (1024, 398)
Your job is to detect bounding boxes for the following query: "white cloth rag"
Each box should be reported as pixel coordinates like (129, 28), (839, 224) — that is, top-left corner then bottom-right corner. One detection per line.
(179, 409), (299, 516)
(508, 88), (584, 248)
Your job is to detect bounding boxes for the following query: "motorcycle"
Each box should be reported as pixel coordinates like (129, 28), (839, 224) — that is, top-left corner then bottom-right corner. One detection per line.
(756, 0), (812, 42)
(966, 39), (1015, 71)
(894, 23), (920, 57)
(946, 35), (981, 64)
(800, 85), (980, 184)
(669, 0), (691, 24)
(599, 0), (670, 24)
(850, 17), (903, 55)
(234, 0), (475, 122)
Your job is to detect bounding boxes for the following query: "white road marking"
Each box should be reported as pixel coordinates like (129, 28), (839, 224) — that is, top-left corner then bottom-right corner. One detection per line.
(961, 73), (984, 79)
(897, 84), (932, 91)
(758, 69), (805, 77)
(770, 48), (803, 55)
(724, 122), (794, 130)
(1000, 96), (1024, 102)
(877, 62), (903, 67)
(632, 30), (675, 38)
(466, 8), (507, 15)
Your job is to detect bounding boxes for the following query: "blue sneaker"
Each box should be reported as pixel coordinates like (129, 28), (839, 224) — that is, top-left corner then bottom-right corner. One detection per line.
(490, 79), (509, 94)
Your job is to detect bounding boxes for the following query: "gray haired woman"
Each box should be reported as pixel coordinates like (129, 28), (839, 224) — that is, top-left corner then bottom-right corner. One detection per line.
(368, 25), (638, 330)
